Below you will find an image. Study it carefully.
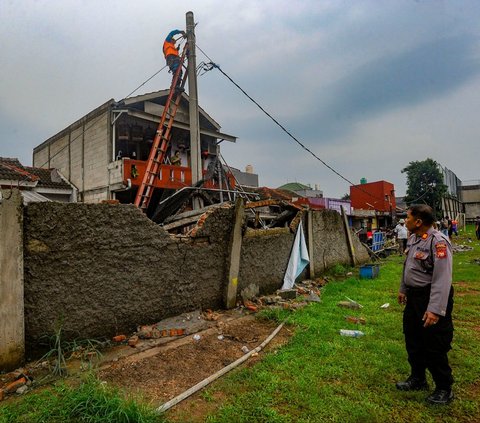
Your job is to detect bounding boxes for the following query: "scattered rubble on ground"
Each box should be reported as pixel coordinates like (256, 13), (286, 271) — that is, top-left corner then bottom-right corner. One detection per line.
(0, 370), (33, 401)
(338, 296), (363, 309)
(345, 316), (366, 325)
(0, 277), (326, 403)
(338, 301), (361, 309)
(452, 244), (474, 253)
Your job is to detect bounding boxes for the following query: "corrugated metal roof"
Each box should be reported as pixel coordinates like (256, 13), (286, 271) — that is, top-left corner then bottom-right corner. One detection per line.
(21, 190), (52, 204)
(277, 182), (311, 192)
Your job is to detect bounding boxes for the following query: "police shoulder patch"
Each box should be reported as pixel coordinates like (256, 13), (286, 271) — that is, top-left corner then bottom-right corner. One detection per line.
(435, 242), (447, 259)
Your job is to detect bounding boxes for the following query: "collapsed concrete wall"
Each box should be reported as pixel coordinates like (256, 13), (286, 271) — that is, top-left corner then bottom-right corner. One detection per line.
(23, 203), (234, 352)
(311, 209), (369, 271)
(239, 227), (295, 295)
(22, 202), (369, 357)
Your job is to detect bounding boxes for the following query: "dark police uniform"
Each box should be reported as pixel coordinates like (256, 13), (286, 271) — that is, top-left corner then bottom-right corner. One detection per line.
(400, 227), (454, 390)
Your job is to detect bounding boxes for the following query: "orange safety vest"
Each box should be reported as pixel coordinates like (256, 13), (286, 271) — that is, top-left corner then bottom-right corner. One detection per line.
(163, 40), (178, 58)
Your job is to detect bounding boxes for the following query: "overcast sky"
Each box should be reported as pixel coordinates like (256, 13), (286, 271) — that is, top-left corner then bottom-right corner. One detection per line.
(1, 0), (479, 197)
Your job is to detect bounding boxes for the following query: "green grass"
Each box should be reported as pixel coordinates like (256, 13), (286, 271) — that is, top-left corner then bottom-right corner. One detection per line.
(0, 377), (164, 423)
(196, 225), (480, 423)
(1, 226), (479, 422)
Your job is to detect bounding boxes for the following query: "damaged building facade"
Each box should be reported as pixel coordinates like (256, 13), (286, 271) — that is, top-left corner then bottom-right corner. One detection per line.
(32, 91), (239, 206)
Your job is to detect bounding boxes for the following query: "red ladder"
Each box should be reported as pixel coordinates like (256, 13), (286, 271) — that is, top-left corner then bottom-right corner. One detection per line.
(134, 44), (188, 211)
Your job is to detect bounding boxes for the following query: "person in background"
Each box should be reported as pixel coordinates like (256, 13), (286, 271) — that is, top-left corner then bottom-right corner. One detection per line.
(170, 150), (182, 166)
(163, 29), (186, 89)
(440, 217), (449, 237)
(446, 216), (453, 239)
(394, 219), (408, 255)
(451, 219), (458, 237)
(475, 216), (480, 241)
(396, 204), (454, 405)
(366, 229), (373, 247)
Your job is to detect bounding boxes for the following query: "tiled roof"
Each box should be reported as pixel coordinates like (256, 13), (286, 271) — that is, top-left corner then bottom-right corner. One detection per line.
(25, 167), (72, 189)
(0, 157), (72, 189)
(0, 158), (39, 182)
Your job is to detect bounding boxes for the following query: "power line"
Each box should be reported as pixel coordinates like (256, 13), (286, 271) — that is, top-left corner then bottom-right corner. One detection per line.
(196, 44), (392, 206)
(123, 65), (168, 100)
(36, 66), (169, 169)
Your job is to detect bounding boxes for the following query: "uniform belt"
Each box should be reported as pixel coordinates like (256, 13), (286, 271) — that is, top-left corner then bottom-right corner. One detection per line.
(405, 285), (431, 293)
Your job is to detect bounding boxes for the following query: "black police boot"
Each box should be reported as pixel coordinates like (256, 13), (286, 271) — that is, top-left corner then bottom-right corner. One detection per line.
(426, 389), (454, 405)
(396, 376), (429, 391)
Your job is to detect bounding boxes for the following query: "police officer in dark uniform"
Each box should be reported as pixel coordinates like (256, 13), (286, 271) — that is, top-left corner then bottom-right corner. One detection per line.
(396, 204), (454, 405)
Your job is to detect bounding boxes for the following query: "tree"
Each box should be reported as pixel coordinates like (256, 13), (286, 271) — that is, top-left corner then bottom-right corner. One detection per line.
(341, 193), (350, 200)
(401, 158), (447, 218)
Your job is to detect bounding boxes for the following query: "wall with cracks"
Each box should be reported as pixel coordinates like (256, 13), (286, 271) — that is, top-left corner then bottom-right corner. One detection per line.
(0, 196), (370, 366)
(23, 202), (234, 355)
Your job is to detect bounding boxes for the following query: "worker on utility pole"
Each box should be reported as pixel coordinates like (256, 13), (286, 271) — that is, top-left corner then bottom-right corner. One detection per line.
(163, 29), (186, 90)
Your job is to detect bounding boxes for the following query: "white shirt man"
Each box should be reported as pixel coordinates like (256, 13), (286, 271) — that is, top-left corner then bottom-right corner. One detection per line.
(395, 219), (408, 254)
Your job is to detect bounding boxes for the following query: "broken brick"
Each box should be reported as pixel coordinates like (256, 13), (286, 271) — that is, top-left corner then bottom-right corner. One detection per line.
(112, 335), (127, 343)
(4, 377), (26, 394)
(277, 289), (297, 300)
(128, 335), (139, 347)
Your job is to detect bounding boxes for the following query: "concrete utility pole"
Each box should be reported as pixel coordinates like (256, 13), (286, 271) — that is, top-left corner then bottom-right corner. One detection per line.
(225, 197), (245, 309)
(186, 12), (202, 205)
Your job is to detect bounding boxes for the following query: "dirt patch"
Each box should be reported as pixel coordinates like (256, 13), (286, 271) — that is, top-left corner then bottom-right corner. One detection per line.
(97, 315), (292, 420)
(454, 281), (480, 297)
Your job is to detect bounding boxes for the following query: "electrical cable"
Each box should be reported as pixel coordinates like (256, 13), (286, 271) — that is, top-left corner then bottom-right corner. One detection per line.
(195, 44), (392, 206)
(35, 40), (415, 216)
(36, 65), (169, 169)
(123, 65), (168, 100)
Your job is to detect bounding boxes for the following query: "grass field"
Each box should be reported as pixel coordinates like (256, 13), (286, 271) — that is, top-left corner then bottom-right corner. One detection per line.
(181, 225), (480, 423)
(1, 226), (479, 423)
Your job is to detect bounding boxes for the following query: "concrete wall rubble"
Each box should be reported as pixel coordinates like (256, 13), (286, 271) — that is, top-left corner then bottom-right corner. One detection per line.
(17, 201), (369, 360)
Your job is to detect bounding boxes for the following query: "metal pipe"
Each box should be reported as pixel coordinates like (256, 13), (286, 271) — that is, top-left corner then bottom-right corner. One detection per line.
(156, 186), (258, 207)
(156, 321), (285, 414)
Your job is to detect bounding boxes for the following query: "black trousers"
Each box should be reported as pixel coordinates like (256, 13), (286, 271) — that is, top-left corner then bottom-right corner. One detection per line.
(166, 55), (182, 85)
(403, 286), (454, 390)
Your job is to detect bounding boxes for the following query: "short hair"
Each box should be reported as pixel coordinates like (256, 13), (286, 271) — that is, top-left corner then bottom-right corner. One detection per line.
(409, 204), (434, 226)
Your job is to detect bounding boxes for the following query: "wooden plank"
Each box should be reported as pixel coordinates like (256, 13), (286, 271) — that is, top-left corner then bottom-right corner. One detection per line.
(341, 205), (356, 266)
(307, 210), (315, 278)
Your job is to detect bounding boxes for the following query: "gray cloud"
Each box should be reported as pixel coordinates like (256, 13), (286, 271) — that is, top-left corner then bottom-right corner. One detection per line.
(1, 0), (480, 198)
(295, 34), (480, 141)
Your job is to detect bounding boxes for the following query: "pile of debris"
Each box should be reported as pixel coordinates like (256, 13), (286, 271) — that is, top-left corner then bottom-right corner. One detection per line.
(0, 369), (34, 401)
(240, 278), (325, 313)
(452, 244), (474, 253)
(160, 199), (306, 237)
(0, 278), (326, 403)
